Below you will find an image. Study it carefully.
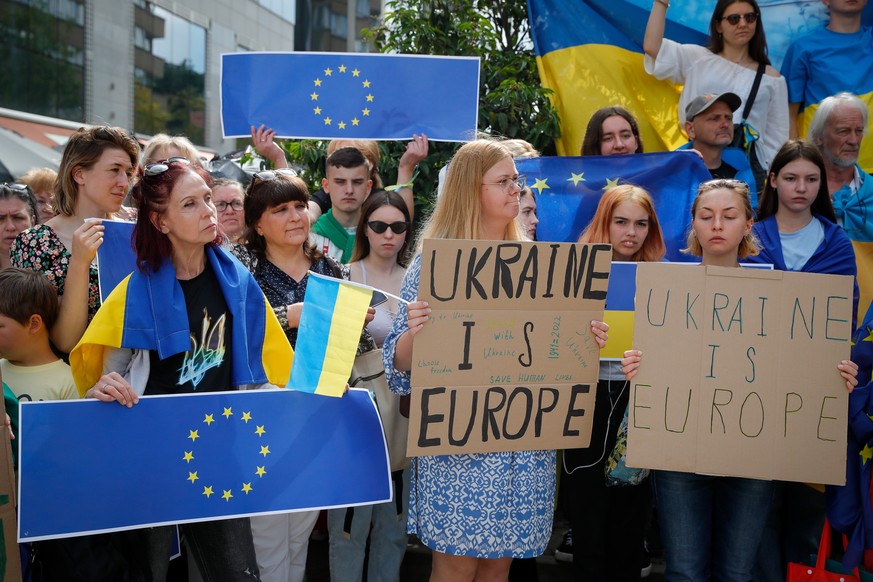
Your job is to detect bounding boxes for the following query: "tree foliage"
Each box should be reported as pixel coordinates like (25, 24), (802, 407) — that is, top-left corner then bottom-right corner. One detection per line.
(282, 0), (560, 215)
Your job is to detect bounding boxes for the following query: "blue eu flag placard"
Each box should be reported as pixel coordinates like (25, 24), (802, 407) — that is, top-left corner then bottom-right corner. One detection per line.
(516, 152), (711, 262)
(19, 388), (391, 541)
(221, 52), (480, 142)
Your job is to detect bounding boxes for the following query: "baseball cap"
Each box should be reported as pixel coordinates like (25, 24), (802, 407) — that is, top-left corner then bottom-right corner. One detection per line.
(685, 93), (742, 121)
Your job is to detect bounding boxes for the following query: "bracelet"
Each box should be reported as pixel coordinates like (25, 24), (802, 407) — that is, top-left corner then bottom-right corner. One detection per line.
(655, 0), (670, 8)
(385, 167), (420, 192)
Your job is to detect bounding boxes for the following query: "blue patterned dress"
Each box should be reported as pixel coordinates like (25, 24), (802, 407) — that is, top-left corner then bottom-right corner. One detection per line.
(381, 254), (555, 558)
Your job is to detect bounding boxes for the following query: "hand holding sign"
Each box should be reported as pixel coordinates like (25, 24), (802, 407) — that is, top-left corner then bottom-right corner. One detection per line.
(408, 239), (612, 456)
(406, 300), (431, 336)
(627, 263), (854, 485)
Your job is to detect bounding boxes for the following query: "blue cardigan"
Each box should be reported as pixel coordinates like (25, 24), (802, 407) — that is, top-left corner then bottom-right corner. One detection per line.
(748, 213), (859, 327)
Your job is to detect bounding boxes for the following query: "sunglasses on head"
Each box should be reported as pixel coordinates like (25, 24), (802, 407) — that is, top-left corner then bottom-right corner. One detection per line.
(367, 220), (409, 234)
(1, 183), (28, 192)
(721, 12), (757, 25)
(253, 168), (298, 182)
(698, 178), (750, 195)
(143, 157), (191, 177)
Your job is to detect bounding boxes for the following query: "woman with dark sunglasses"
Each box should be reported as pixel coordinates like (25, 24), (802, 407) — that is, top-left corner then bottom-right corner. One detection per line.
(230, 169), (374, 582)
(10, 125), (140, 353)
(328, 190), (411, 582)
(643, 0), (788, 181)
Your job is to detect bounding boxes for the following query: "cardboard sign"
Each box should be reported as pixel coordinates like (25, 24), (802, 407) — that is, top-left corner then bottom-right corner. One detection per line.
(409, 239), (611, 456)
(601, 262), (775, 360)
(627, 263), (853, 485)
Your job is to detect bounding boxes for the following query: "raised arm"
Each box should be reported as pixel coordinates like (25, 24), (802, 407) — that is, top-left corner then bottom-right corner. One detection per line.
(643, 0), (669, 59)
(250, 125), (289, 169)
(394, 134), (429, 220)
(788, 102), (801, 139)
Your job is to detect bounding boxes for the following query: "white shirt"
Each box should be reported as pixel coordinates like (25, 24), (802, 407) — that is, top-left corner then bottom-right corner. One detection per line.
(645, 39), (789, 171)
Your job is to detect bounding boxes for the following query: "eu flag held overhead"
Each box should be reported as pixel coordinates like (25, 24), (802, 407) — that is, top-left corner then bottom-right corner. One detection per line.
(221, 52), (479, 142)
(19, 388), (391, 541)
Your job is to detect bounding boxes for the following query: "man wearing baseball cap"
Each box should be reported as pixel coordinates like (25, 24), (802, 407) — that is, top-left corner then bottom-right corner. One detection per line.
(678, 92), (758, 205)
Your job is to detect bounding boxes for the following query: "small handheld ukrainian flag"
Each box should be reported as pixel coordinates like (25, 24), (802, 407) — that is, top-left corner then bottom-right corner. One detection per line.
(288, 273), (373, 397)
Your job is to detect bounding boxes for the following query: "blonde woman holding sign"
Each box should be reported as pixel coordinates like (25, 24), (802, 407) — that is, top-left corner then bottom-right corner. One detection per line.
(620, 179), (858, 582)
(382, 139), (609, 582)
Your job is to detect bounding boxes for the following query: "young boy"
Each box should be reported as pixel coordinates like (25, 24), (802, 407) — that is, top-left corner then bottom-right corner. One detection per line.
(0, 268), (77, 402)
(310, 147), (373, 263)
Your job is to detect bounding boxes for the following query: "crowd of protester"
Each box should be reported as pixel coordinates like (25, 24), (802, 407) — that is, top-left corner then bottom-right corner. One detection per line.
(0, 0), (872, 580)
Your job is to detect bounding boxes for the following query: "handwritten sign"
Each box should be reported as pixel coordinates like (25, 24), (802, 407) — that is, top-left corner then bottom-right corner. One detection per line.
(409, 239), (611, 455)
(627, 264), (852, 485)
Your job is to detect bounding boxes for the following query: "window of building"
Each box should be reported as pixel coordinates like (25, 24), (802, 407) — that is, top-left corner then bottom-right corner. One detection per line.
(134, 4), (207, 144)
(0, 0), (85, 121)
(257, 0), (294, 23)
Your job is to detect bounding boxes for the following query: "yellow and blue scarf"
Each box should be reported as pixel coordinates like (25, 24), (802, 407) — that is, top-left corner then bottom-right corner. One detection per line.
(71, 246), (293, 395)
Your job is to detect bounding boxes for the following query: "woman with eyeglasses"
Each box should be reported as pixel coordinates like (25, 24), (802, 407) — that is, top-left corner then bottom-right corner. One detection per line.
(230, 168), (374, 582)
(212, 178), (246, 243)
(620, 178), (858, 582)
(382, 139), (609, 582)
(10, 125), (140, 353)
(643, 0), (788, 184)
(327, 190), (412, 582)
(745, 140), (858, 581)
(0, 184), (38, 270)
(76, 157), (293, 580)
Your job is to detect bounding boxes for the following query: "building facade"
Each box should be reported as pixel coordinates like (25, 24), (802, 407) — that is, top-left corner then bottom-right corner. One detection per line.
(0, 0), (382, 152)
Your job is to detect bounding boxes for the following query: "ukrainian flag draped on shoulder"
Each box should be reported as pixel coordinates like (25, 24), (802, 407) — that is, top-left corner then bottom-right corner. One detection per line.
(71, 246), (293, 395)
(827, 301), (873, 569)
(527, 0), (706, 154)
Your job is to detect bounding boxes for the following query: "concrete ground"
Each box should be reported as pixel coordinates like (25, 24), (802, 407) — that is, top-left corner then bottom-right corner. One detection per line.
(303, 513), (667, 581)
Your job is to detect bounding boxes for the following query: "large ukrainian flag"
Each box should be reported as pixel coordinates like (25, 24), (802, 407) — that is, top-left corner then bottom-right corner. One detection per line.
(527, 0), (707, 155)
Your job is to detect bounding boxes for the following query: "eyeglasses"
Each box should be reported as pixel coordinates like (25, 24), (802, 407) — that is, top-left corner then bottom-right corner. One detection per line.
(215, 200), (244, 212)
(482, 174), (526, 192)
(252, 168), (298, 182)
(367, 220), (410, 234)
(143, 157), (191, 177)
(1, 183), (28, 192)
(721, 12), (757, 25)
(698, 178), (750, 195)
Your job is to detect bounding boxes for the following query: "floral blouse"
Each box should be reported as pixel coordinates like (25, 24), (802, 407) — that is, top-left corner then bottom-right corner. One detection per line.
(10, 225), (101, 321)
(230, 245), (348, 348)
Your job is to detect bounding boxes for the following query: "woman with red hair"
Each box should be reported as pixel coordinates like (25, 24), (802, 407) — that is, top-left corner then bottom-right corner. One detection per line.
(562, 185), (665, 581)
(77, 158), (292, 580)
